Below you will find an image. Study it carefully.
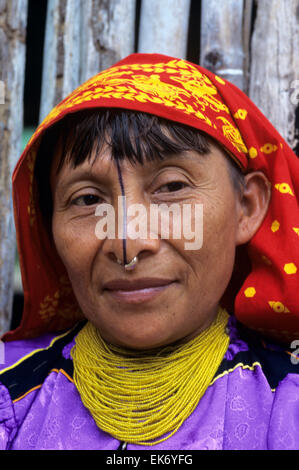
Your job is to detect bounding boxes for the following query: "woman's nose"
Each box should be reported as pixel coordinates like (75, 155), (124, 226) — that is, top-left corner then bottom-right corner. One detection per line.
(104, 233), (161, 267)
(101, 195), (161, 267)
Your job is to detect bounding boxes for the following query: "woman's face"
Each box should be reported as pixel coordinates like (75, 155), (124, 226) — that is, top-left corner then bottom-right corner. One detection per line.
(51, 142), (244, 349)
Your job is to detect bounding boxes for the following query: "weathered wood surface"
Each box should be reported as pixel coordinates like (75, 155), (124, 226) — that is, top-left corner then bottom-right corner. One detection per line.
(0, 0), (28, 335)
(249, 0), (299, 152)
(80, 0), (136, 83)
(200, 0), (250, 92)
(138, 0), (191, 59)
(39, 0), (81, 122)
(40, 0), (136, 122)
(243, 0), (254, 94)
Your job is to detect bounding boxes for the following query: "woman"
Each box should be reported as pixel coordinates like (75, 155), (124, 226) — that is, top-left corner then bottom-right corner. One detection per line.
(0, 53), (299, 450)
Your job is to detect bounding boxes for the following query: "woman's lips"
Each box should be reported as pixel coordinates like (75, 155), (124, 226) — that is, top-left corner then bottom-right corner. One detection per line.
(103, 278), (176, 304)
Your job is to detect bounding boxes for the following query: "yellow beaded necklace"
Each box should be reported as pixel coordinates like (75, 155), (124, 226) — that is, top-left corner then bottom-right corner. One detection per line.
(71, 307), (229, 446)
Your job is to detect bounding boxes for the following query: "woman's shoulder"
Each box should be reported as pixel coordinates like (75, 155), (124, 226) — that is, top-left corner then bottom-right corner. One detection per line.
(0, 322), (85, 450)
(0, 322), (84, 403)
(219, 315), (299, 391)
(0, 332), (64, 372)
(215, 316), (299, 449)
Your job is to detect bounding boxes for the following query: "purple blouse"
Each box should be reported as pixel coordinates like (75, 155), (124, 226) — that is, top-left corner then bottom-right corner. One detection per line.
(1, 317), (299, 450)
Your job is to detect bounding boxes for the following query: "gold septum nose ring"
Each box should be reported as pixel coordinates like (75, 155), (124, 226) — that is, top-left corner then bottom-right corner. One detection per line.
(117, 256), (138, 271)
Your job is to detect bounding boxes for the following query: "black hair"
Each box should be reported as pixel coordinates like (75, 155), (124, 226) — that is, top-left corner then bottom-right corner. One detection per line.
(34, 108), (245, 224)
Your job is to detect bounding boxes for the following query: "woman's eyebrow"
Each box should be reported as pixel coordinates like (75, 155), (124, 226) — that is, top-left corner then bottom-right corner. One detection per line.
(55, 152), (205, 189)
(56, 169), (111, 189)
(156, 150), (207, 165)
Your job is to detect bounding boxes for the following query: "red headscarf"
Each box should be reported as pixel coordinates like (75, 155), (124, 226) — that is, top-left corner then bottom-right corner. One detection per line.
(4, 53), (299, 342)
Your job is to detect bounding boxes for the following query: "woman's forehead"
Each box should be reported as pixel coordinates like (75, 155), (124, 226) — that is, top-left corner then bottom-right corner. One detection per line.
(47, 109), (213, 178)
(50, 141), (113, 190)
(49, 140), (231, 195)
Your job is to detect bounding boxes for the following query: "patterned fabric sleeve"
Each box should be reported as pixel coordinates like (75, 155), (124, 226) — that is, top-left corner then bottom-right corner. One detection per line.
(0, 384), (17, 450)
(268, 374), (299, 449)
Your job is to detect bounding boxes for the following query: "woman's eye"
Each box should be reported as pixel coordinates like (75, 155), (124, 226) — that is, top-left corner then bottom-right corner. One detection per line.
(156, 181), (187, 193)
(72, 194), (101, 206)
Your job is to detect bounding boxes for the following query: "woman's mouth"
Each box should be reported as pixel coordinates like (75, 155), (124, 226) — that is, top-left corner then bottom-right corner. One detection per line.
(103, 278), (176, 304)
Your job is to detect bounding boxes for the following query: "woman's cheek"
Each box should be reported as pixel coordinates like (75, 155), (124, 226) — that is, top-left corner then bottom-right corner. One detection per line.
(53, 215), (98, 270)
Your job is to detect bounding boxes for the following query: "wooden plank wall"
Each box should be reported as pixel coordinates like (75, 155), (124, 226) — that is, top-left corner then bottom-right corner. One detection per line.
(1, 0), (299, 334)
(249, 0), (299, 154)
(200, 0), (248, 92)
(40, 0), (137, 121)
(138, 0), (191, 58)
(0, 0), (28, 335)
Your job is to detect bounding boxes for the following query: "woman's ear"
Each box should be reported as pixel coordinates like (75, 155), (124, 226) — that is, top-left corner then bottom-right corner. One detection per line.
(236, 171), (271, 245)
